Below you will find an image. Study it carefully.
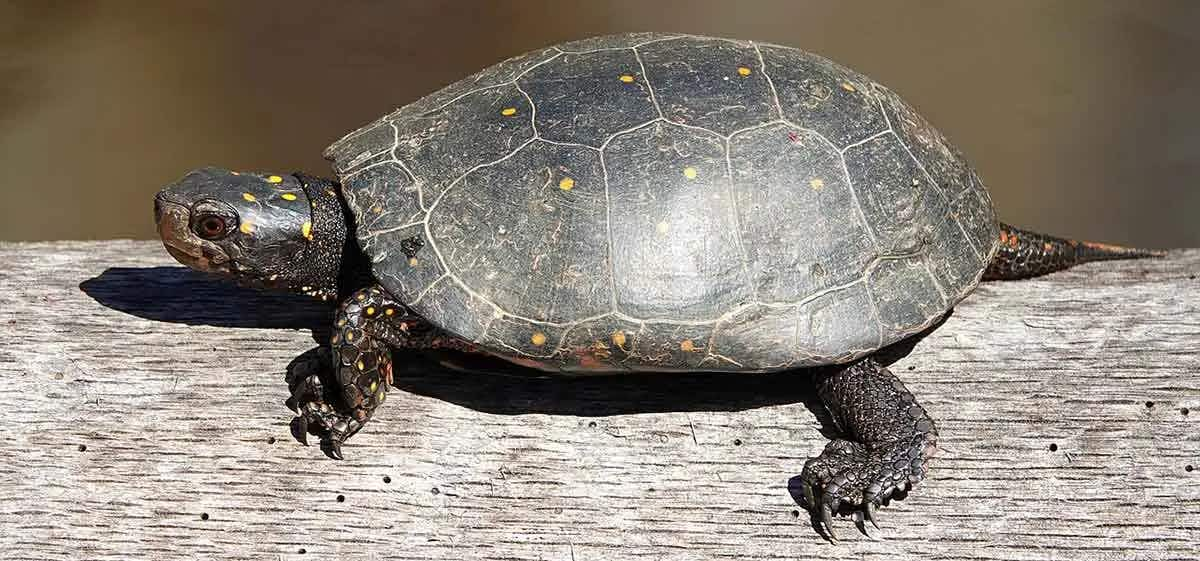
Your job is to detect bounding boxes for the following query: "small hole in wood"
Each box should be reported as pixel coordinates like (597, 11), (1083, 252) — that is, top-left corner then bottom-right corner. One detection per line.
(78, 444), (87, 452)
(587, 421), (597, 428)
(383, 476), (392, 484)
(1145, 401), (1155, 409)
(1049, 443), (1058, 452)
(298, 548), (307, 554)
(336, 495), (345, 503)
(267, 437), (276, 444)
(791, 509), (800, 518)
(431, 487), (440, 495)
(1182, 408), (1190, 416)
(1186, 465), (1194, 473)
(907, 365), (915, 371)
(200, 513), (209, 521)
(733, 438), (743, 446)
(1189, 274), (1196, 280)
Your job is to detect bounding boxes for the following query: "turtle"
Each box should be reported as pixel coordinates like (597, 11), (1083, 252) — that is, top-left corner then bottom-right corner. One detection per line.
(153, 32), (1162, 538)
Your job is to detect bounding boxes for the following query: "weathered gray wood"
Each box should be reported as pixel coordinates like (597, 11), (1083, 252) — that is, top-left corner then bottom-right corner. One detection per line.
(0, 240), (1196, 560)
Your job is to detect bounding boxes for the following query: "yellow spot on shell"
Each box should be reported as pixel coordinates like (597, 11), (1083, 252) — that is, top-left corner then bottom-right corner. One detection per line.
(530, 331), (547, 346)
(366, 306), (376, 316)
(267, 175), (283, 183)
(680, 339), (696, 352)
(611, 330), (627, 347)
(737, 66), (752, 76)
(369, 380), (378, 393)
(810, 178), (825, 190)
(408, 257), (419, 266)
(281, 193), (297, 201)
(356, 359), (364, 371)
(384, 308), (395, 316)
(619, 74), (635, 83)
(239, 221), (253, 234)
(840, 82), (856, 92)
(242, 192), (256, 202)
(345, 331), (354, 342)
(683, 167), (698, 180)
(377, 391), (386, 403)
(302, 221), (313, 240)
(656, 221), (670, 235)
(501, 107), (517, 116)
(559, 177), (575, 191)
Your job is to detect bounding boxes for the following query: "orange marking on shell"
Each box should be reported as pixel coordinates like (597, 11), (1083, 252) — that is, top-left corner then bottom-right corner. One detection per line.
(680, 339), (696, 352)
(1044, 242), (1054, 252)
(999, 230), (1008, 244)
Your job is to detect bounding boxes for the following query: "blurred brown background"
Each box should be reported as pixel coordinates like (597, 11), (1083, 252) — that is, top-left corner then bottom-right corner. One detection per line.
(1, 0), (1197, 246)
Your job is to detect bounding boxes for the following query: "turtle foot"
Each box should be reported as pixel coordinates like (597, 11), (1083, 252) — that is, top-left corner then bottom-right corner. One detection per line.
(798, 435), (932, 541)
(286, 371), (365, 460)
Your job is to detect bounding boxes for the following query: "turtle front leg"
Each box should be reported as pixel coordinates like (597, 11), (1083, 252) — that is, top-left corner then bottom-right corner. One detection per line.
(800, 357), (938, 540)
(290, 284), (420, 460)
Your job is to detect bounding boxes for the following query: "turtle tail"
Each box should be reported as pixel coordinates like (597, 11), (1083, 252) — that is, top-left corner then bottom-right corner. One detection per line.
(982, 222), (1166, 281)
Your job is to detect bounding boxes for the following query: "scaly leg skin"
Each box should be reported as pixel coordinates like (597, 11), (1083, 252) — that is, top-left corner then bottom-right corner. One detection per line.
(289, 284), (419, 460)
(801, 357), (937, 541)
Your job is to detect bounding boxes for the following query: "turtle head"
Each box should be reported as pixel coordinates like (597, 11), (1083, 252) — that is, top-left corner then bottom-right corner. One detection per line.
(154, 167), (351, 300)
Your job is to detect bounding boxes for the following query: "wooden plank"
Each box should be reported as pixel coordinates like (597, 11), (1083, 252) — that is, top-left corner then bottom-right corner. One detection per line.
(0, 240), (1196, 560)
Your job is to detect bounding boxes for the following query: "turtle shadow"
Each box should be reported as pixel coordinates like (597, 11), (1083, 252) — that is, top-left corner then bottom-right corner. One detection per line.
(285, 313), (942, 419)
(79, 266), (331, 330)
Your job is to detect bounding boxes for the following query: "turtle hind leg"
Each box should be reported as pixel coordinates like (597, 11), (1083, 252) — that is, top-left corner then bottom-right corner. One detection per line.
(983, 222), (1165, 281)
(798, 358), (938, 541)
(290, 284), (418, 460)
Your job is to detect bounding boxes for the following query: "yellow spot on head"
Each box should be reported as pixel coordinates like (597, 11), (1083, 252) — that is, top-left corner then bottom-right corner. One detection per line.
(680, 339), (696, 352)
(267, 175), (283, 184)
(239, 221), (253, 234)
(501, 107), (517, 116)
(302, 221), (313, 240)
(611, 330), (627, 347)
(558, 177), (575, 191)
(281, 193), (297, 201)
(530, 331), (547, 346)
(619, 74), (635, 83)
(656, 221), (670, 235)
(810, 178), (825, 190)
(242, 192), (256, 202)
(683, 167), (698, 180)
(840, 82), (856, 92)
(408, 257), (419, 267)
(737, 66), (752, 77)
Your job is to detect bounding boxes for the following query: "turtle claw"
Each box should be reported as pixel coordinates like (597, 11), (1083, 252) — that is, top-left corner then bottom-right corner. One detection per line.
(322, 440), (344, 461)
(290, 416), (310, 446)
(821, 504), (838, 542)
(865, 501), (880, 530)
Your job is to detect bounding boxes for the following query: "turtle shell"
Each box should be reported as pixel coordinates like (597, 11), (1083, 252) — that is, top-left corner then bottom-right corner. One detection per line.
(323, 33), (999, 373)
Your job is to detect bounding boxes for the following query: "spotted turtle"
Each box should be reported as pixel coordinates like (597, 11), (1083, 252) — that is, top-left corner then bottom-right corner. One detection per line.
(154, 32), (1160, 539)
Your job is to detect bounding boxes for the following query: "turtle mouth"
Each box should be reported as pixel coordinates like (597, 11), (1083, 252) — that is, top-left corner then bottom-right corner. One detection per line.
(154, 193), (232, 274)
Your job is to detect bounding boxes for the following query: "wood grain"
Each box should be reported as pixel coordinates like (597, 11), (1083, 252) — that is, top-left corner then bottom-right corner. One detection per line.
(0, 240), (1196, 560)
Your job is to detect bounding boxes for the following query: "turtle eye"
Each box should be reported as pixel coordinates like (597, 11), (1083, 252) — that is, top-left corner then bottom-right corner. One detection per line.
(195, 214), (229, 240)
